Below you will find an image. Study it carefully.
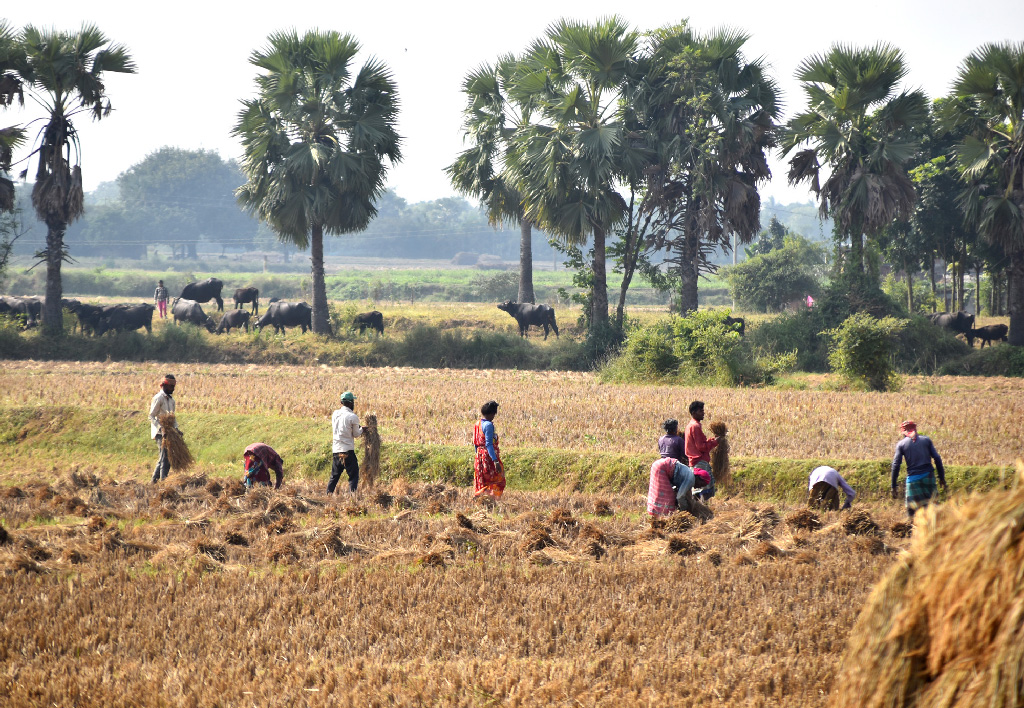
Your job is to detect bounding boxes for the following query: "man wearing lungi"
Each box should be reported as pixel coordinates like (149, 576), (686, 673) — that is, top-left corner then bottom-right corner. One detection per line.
(891, 420), (946, 519)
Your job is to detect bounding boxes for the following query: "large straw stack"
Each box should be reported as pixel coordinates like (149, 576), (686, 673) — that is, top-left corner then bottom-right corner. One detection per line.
(158, 413), (194, 472)
(831, 462), (1024, 708)
(361, 414), (381, 488)
(709, 420), (731, 488)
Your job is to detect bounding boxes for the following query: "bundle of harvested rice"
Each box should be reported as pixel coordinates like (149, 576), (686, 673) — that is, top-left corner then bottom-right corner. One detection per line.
(850, 535), (888, 555)
(86, 515), (106, 533)
(426, 499), (450, 515)
(158, 413), (194, 472)
(179, 473), (207, 489)
(518, 524), (556, 554)
(594, 499), (613, 517)
(664, 513), (697, 533)
(0, 523), (8, 546)
(667, 535), (702, 556)
(267, 539), (298, 564)
(61, 548), (87, 564)
(832, 463), (1024, 708)
(190, 537), (227, 562)
(204, 479), (223, 496)
(549, 507), (578, 531)
(785, 508), (822, 531)
(792, 550), (817, 564)
(738, 513), (776, 542)
(343, 504), (367, 517)
(890, 521), (913, 539)
(708, 420), (731, 488)
(392, 509), (415, 522)
(580, 523), (606, 545)
(529, 548), (585, 566)
(2, 486), (25, 499)
(843, 509), (880, 536)
(731, 551), (756, 566)
(704, 550), (723, 566)
(361, 414), (381, 488)
(751, 541), (786, 559)
(2, 552), (45, 574)
(416, 549), (447, 568)
(223, 480), (246, 498)
(455, 512), (475, 530)
(224, 531), (249, 547)
(688, 497), (714, 522)
(583, 540), (606, 559)
(373, 491), (394, 509)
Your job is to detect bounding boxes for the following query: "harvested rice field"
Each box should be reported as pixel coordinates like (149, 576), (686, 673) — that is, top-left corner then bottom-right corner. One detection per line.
(0, 473), (915, 707)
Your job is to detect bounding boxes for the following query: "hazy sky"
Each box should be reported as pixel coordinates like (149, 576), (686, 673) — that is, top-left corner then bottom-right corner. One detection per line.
(5, 0), (1023, 206)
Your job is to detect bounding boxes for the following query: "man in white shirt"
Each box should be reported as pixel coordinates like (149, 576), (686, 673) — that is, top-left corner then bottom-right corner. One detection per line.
(149, 374), (177, 483)
(807, 465), (855, 510)
(328, 391), (363, 494)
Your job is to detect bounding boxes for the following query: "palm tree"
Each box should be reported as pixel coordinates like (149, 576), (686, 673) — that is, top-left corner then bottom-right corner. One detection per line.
(948, 41), (1024, 345)
(447, 60), (537, 303)
(782, 44), (928, 294)
(505, 17), (639, 330)
(629, 22), (781, 313)
(17, 24), (135, 334)
(234, 30), (401, 334)
(1, 20), (27, 213)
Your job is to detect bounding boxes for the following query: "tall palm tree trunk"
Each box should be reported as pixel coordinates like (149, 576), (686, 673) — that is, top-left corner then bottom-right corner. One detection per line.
(310, 223), (330, 335)
(1009, 253), (1024, 347)
(677, 227), (700, 314)
(848, 230), (864, 275)
(517, 220), (535, 304)
(591, 226), (609, 327)
(42, 221), (66, 336)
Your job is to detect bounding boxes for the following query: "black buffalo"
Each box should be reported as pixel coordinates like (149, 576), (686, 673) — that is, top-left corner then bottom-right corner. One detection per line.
(353, 310), (384, 335)
(724, 315), (745, 337)
(0, 296), (40, 327)
(172, 299), (216, 332)
(95, 304), (155, 336)
(63, 299), (105, 335)
(929, 311), (975, 341)
(233, 287), (260, 315)
(254, 301), (312, 334)
(497, 301), (559, 339)
(970, 324), (1008, 349)
(178, 278), (225, 311)
(216, 309), (250, 334)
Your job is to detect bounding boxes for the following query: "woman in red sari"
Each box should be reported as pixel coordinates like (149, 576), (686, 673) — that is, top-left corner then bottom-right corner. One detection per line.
(473, 400), (505, 498)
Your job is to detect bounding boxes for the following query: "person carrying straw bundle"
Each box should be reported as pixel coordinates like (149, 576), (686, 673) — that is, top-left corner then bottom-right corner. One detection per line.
(473, 400), (505, 499)
(684, 401), (718, 502)
(891, 420), (946, 520)
(149, 374), (182, 483)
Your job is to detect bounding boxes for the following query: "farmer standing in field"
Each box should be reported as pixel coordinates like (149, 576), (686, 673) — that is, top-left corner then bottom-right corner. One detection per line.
(328, 391), (363, 494)
(807, 465), (855, 510)
(684, 401), (718, 502)
(658, 419), (685, 460)
(473, 400), (505, 498)
(154, 280), (169, 319)
(892, 420), (947, 520)
(148, 374), (177, 483)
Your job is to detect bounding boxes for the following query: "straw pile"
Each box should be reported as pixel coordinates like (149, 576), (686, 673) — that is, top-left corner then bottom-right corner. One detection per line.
(832, 463), (1024, 708)
(361, 414), (380, 488)
(158, 414), (194, 473)
(709, 420), (731, 488)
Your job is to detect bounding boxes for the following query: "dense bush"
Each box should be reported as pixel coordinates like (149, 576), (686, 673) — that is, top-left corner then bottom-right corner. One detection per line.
(939, 343), (1024, 376)
(723, 236), (826, 312)
(823, 312), (907, 391)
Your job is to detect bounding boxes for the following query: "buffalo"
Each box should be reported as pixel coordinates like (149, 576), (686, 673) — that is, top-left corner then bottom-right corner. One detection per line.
(353, 310), (384, 335)
(724, 315), (745, 337)
(172, 299), (216, 332)
(0, 296), (40, 327)
(178, 278), (224, 312)
(216, 309), (250, 334)
(95, 304), (155, 336)
(969, 324), (1008, 349)
(63, 299), (105, 335)
(233, 287), (260, 315)
(254, 301), (312, 334)
(497, 301), (559, 339)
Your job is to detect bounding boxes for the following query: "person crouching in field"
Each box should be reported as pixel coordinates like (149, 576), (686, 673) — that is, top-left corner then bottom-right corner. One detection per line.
(892, 420), (947, 520)
(473, 400), (505, 499)
(328, 391), (363, 494)
(647, 457), (697, 517)
(658, 419), (685, 460)
(684, 401), (718, 501)
(807, 465), (855, 511)
(148, 374), (177, 483)
(243, 442), (284, 490)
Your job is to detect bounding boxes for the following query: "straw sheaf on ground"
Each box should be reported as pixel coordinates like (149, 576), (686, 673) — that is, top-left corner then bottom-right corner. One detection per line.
(832, 465), (1024, 708)
(0, 474), (915, 707)
(2, 361), (1023, 466)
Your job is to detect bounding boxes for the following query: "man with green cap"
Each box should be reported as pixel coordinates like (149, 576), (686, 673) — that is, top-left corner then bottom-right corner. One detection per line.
(328, 391), (363, 494)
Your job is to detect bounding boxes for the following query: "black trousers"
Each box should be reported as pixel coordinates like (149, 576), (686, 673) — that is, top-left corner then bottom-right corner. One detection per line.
(327, 450), (359, 493)
(152, 435), (170, 483)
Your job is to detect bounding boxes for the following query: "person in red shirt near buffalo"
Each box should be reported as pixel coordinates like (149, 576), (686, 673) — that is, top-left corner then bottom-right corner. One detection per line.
(684, 400), (718, 502)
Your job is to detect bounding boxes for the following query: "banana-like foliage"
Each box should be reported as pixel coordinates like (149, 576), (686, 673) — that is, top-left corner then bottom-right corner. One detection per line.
(234, 30), (401, 334)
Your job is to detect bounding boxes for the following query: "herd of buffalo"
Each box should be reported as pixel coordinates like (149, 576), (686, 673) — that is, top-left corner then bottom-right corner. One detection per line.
(0, 275), (1011, 348)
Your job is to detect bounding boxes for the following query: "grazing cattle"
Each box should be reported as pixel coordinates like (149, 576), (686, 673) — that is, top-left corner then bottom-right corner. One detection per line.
(969, 324), (1008, 349)
(724, 315), (746, 337)
(254, 301), (312, 334)
(215, 309), (250, 334)
(497, 300), (559, 339)
(0, 296), (39, 327)
(95, 304), (155, 336)
(172, 299), (216, 332)
(352, 310), (384, 335)
(62, 299), (104, 335)
(178, 277), (225, 311)
(233, 287), (260, 315)
(929, 311), (975, 342)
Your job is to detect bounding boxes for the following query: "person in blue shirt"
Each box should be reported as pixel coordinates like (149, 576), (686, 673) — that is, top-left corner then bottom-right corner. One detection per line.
(891, 420), (947, 519)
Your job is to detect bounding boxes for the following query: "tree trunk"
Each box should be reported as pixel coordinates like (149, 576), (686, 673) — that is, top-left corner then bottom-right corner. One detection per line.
(906, 268), (914, 314)
(1009, 253), (1024, 346)
(591, 226), (609, 328)
(677, 230), (700, 314)
(849, 229), (864, 275)
(310, 223), (331, 335)
(517, 220), (535, 304)
(975, 266), (982, 316)
(42, 220), (66, 337)
(957, 260), (965, 312)
(928, 256), (937, 312)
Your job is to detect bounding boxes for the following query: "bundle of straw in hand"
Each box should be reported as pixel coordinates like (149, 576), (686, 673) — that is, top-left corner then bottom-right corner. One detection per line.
(709, 420), (731, 488)
(158, 413), (194, 472)
(361, 414), (381, 488)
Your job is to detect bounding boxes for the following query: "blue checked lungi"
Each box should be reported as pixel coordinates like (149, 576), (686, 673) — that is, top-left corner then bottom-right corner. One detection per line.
(905, 471), (936, 511)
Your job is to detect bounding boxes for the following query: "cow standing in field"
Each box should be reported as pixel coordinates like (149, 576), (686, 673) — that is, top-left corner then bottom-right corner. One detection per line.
(928, 311), (975, 339)
(969, 324), (1008, 349)
(95, 304), (156, 336)
(178, 278), (225, 312)
(0, 296), (40, 328)
(254, 301), (312, 334)
(724, 315), (745, 337)
(233, 287), (259, 315)
(172, 299), (216, 332)
(497, 301), (559, 339)
(216, 309), (250, 334)
(352, 311), (384, 335)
